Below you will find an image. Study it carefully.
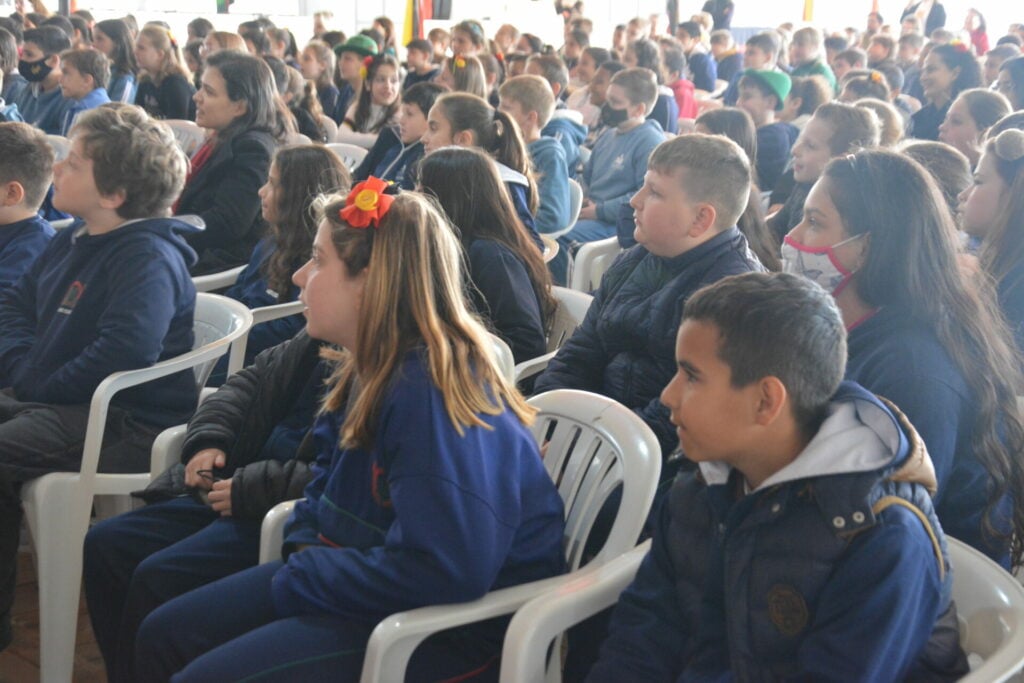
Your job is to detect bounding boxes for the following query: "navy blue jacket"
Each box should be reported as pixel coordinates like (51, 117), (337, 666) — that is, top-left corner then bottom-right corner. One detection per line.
(403, 68), (439, 91)
(535, 228), (762, 457)
(274, 350), (565, 624)
(911, 101), (950, 141)
(316, 84), (339, 122)
(0, 217), (199, 427)
(352, 126), (424, 190)
(178, 129), (275, 275)
(846, 306), (1012, 566)
(756, 122), (799, 192)
(649, 93), (680, 135)
(0, 215), (54, 289)
(686, 51), (718, 92)
(716, 51), (743, 83)
(589, 382), (968, 682)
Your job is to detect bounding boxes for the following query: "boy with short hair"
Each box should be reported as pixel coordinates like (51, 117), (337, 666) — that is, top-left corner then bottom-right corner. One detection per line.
(499, 74), (571, 235)
(587, 271), (969, 681)
(402, 39), (439, 91)
(58, 48), (111, 136)
(675, 21), (717, 91)
(0, 27), (27, 106)
(709, 29), (742, 82)
(0, 104), (201, 651)
(353, 81), (442, 189)
(524, 54), (588, 178)
(833, 47), (868, 81)
(738, 68), (798, 190)
(536, 134), (762, 463)
(13, 25), (73, 135)
(0, 122), (55, 287)
(722, 30), (779, 105)
(548, 67), (665, 283)
(790, 27), (837, 90)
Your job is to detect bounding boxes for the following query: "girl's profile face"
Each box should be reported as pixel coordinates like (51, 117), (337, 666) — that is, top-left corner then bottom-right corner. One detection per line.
(787, 178), (868, 275)
(938, 97), (981, 159)
(791, 117), (834, 184)
(958, 152), (1007, 238)
(134, 35), (161, 71)
(257, 162), (280, 224)
(300, 47), (323, 80)
(369, 63), (400, 106)
(422, 105), (457, 153)
(451, 29), (476, 57)
(292, 221), (367, 349)
(93, 28), (114, 57)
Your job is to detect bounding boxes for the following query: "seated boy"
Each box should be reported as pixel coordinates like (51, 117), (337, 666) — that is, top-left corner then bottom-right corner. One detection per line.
(12, 26), (73, 135)
(738, 68), (798, 191)
(867, 33), (897, 68)
(353, 81), (442, 189)
(535, 134), (762, 465)
(58, 48), (111, 136)
(710, 29), (742, 83)
(0, 122), (54, 287)
(584, 60), (625, 146)
(526, 54), (588, 177)
(0, 104), (200, 651)
(789, 27), (837, 91)
(499, 74), (571, 235)
(549, 67), (665, 284)
(833, 47), (868, 82)
(722, 30), (779, 106)
(587, 271), (968, 681)
(402, 39), (439, 91)
(675, 21), (717, 92)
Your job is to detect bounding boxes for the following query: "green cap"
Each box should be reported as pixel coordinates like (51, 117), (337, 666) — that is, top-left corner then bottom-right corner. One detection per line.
(742, 69), (792, 110)
(334, 34), (379, 58)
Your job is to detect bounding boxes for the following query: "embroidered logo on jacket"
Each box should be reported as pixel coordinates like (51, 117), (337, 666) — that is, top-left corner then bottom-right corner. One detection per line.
(767, 584), (809, 637)
(58, 281), (85, 314)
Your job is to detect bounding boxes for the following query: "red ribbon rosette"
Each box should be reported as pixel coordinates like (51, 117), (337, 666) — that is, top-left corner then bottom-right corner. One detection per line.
(339, 177), (394, 228)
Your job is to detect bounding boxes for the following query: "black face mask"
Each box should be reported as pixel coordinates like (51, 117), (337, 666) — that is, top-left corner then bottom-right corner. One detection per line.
(599, 102), (630, 128)
(19, 57), (53, 83)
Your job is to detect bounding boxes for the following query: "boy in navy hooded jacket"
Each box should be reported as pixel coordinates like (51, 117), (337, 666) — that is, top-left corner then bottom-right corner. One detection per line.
(588, 272), (968, 682)
(0, 122), (55, 289)
(0, 103), (198, 652)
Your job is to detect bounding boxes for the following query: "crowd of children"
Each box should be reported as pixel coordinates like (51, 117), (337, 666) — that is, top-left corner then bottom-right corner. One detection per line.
(0, 3), (1023, 681)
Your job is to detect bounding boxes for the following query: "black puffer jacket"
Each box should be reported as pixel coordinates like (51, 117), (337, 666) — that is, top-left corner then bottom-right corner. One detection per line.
(139, 331), (327, 519)
(534, 228), (762, 458)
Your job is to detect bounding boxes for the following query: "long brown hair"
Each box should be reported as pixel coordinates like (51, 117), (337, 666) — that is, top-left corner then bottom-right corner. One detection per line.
(979, 132), (1024, 291)
(418, 147), (556, 324)
(319, 192), (535, 448)
(351, 53), (400, 133)
(824, 149), (1024, 568)
(261, 145), (350, 299)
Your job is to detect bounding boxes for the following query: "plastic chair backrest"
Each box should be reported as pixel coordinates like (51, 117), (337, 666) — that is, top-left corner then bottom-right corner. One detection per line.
(547, 287), (592, 352)
(327, 142), (369, 170)
(527, 390), (661, 570)
(950, 537), (1024, 682)
(287, 132), (313, 146)
(320, 115), (339, 142)
(192, 292), (254, 387)
(46, 134), (70, 161)
(162, 119), (208, 158)
(567, 179), (583, 228)
(192, 264), (247, 293)
(489, 332), (515, 384)
(570, 237), (621, 293)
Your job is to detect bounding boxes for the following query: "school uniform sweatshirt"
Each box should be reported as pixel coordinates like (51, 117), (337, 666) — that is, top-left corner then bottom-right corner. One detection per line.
(274, 350), (565, 623)
(0, 215), (54, 288)
(61, 87), (111, 136)
(584, 119), (665, 225)
(527, 136), (571, 235)
(0, 217), (200, 428)
(13, 83), (73, 135)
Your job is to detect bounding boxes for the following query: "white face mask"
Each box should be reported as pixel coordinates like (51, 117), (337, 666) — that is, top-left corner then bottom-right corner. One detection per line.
(781, 233), (865, 296)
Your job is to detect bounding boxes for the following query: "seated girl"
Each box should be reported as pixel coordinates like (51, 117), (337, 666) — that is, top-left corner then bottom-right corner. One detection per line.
(419, 147), (554, 363)
(134, 25), (195, 120)
(336, 53), (400, 149)
(132, 182), (566, 683)
(437, 54), (488, 99)
(938, 88), (1011, 168)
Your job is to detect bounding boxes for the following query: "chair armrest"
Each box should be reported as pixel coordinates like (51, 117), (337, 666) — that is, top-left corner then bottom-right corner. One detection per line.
(513, 350), (556, 383)
(360, 574), (572, 683)
(149, 425), (188, 478)
(192, 265), (246, 293)
(499, 540), (651, 683)
(259, 499), (299, 564)
(226, 301), (305, 375)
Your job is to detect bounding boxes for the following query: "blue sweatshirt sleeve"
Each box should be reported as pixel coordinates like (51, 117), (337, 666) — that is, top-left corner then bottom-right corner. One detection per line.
(790, 505), (944, 681)
(530, 141), (571, 234)
(595, 128), (661, 224)
(271, 374), (522, 620)
(0, 248), (44, 386)
(11, 246), (185, 403)
(0, 222), (54, 289)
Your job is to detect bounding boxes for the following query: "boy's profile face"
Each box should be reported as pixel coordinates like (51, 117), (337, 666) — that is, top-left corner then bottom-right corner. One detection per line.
(661, 319), (752, 466)
(789, 41), (813, 65)
(52, 137), (114, 218)
(497, 98), (534, 136)
(398, 102), (428, 144)
(743, 45), (770, 70)
(737, 84), (774, 124)
(59, 63), (92, 99)
(832, 58), (854, 81)
(605, 83), (641, 124)
(338, 51), (362, 81)
(867, 41), (888, 64)
(630, 167), (703, 257)
(407, 47), (428, 71)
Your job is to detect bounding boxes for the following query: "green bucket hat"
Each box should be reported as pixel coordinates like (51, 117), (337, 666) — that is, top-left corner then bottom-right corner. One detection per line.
(334, 34), (379, 58)
(742, 68), (792, 110)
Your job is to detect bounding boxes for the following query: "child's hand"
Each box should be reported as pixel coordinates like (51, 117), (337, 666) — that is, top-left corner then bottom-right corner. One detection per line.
(207, 478), (234, 516)
(578, 200), (597, 221)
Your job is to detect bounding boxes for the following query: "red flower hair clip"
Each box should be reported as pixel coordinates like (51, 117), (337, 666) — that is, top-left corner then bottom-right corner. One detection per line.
(359, 55), (374, 80)
(949, 39), (969, 53)
(339, 176), (394, 229)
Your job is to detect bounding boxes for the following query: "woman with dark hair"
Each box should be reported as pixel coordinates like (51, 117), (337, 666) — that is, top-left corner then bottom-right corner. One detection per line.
(177, 51), (294, 274)
(419, 146), (554, 363)
(783, 148), (1024, 569)
(997, 55), (1024, 110)
(912, 42), (982, 141)
(93, 18), (137, 103)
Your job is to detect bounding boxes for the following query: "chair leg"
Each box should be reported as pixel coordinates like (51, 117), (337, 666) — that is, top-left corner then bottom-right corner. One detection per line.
(22, 475), (92, 683)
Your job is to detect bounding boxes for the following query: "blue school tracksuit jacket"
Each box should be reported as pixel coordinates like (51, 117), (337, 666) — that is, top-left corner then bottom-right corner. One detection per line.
(274, 350), (565, 624)
(61, 87), (111, 136)
(13, 83), (73, 135)
(588, 382), (969, 682)
(0, 215), (54, 288)
(0, 217), (200, 427)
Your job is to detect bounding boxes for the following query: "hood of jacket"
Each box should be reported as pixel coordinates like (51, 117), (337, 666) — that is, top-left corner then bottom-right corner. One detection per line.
(544, 114), (588, 145)
(70, 214), (203, 269)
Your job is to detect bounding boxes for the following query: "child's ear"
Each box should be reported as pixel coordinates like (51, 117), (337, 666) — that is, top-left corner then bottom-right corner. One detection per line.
(1, 181), (26, 207)
(753, 376), (789, 427)
(687, 202), (718, 237)
(453, 129), (474, 146)
(98, 188), (127, 212)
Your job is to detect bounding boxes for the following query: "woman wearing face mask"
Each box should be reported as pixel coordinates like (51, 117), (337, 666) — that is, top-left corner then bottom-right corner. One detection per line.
(782, 149), (1024, 571)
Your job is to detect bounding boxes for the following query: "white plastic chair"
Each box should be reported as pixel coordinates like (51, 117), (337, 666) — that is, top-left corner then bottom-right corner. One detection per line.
(21, 293), (252, 683)
(45, 134), (70, 161)
(287, 132), (313, 146)
(320, 115), (339, 143)
(544, 179), (584, 240)
(162, 119), (208, 158)
(500, 536), (1024, 683)
(514, 287), (593, 383)
(489, 332), (515, 384)
(500, 539), (651, 683)
(327, 142), (369, 170)
(256, 389), (661, 683)
(540, 235), (559, 264)
(569, 237), (621, 293)
(192, 264), (247, 293)
(226, 300), (306, 375)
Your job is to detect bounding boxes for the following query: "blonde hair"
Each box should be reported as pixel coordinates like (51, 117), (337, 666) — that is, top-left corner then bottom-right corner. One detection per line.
(138, 25), (188, 85)
(498, 74), (555, 127)
(303, 39), (335, 91)
(207, 31), (246, 54)
(320, 192), (535, 448)
(444, 55), (487, 99)
(854, 97), (904, 147)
